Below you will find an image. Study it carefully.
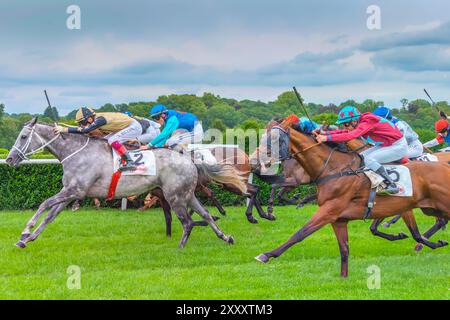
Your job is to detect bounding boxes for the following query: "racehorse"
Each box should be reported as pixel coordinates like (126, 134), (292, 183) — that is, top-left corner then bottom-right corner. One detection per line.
(6, 118), (247, 249)
(251, 116), (449, 277)
(346, 139), (449, 248)
(137, 146), (277, 237)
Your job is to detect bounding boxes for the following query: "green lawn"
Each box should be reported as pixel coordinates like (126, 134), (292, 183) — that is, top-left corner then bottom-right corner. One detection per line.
(0, 206), (448, 300)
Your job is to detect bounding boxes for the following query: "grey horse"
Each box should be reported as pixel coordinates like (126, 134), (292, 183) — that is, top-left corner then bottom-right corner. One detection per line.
(6, 118), (247, 248)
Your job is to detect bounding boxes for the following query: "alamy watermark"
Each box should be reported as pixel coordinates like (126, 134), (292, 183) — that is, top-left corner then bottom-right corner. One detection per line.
(367, 264), (381, 289)
(367, 5), (381, 30)
(66, 5), (81, 30)
(67, 265), (81, 289)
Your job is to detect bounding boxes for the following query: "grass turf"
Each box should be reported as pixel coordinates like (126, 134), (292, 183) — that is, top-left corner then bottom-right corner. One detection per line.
(0, 205), (448, 300)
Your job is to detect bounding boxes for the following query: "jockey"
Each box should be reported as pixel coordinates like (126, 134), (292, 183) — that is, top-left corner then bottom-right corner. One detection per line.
(54, 107), (142, 171)
(423, 118), (450, 150)
(295, 117), (320, 134)
(141, 104), (203, 149)
(373, 106), (423, 159)
(315, 106), (408, 194)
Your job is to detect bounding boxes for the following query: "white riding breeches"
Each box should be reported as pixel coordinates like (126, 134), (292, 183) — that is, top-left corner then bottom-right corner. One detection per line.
(407, 139), (424, 159)
(106, 119), (143, 145)
(166, 122), (204, 147)
(361, 137), (408, 171)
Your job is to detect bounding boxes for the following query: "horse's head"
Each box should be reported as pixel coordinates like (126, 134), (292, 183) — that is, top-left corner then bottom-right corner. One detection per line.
(6, 117), (44, 167)
(249, 125), (290, 175)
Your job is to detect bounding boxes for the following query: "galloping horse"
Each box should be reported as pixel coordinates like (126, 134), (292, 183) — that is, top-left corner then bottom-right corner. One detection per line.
(251, 116), (449, 277)
(139, 146), (276, 237)
(6, 119), (247, 249)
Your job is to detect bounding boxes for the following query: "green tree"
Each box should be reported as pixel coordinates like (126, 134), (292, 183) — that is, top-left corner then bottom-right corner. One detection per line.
(43, 106), (59, 121)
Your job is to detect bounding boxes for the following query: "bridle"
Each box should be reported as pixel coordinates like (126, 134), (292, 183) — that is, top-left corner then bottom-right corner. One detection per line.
(12, 125), (60, 161)
(12, 125), (90, 163)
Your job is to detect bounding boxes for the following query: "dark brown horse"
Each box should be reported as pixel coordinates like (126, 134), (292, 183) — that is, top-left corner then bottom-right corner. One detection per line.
(251, 116), (449, 277)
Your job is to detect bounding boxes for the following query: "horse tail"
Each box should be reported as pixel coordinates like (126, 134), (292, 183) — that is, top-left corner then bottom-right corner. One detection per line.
(195, 163), (248, 194)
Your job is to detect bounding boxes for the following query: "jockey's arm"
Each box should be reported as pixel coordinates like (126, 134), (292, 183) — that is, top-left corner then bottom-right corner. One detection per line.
(326, 123), (372, 142)
(68, 117), (107, 134)
(149, 116), (179, 147)
(423, 134), (444, 148)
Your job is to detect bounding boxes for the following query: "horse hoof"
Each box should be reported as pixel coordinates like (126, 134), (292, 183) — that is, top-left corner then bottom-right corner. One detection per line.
(255, 254), (269, 263)
(227, 236), (235, 245)
(438, 240), (448, 246)
(212, 216), (220, 222)
(247, 216), (258, 224)
(16, 241), (26, 248)
(20, 233), (30, 241)
(398, 232), (408, 239)
(415, 243), (424, 252)
(382, 222), (391, 228)
(267, 214), (277, 221)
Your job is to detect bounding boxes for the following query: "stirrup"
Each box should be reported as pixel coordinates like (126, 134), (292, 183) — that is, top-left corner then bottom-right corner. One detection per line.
(382, 184), (400, 195)
(119, 162), (137, 172)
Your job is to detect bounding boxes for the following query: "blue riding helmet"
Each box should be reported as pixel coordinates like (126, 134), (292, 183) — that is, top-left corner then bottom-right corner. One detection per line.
(123, 111), (133, 117)
(150, 104), (168, 118)
(299, 117), (319, 133)
(336, 106), (361, 125)
(373, 106), (392, 120)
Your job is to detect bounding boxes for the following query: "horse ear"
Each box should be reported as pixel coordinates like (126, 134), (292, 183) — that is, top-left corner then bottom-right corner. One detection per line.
(30, 117), (38, 126)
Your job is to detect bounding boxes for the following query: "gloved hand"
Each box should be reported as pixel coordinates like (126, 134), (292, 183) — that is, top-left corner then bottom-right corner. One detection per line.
(53, 125), (68, 135)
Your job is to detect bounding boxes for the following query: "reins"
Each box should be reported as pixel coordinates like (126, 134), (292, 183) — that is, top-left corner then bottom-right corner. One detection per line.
(13, 124), (90, 163)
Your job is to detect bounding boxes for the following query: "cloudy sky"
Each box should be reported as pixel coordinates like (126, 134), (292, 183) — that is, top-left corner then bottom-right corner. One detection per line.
(1, 0), (450, 115)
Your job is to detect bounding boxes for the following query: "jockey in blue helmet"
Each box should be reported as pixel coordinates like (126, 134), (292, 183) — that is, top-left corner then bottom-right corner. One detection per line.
(373, 106), (423, 159)
(141, 104), (203, 149)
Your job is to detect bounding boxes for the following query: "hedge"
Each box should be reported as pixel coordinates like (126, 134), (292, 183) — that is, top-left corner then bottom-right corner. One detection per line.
(0, 164), (316, 210)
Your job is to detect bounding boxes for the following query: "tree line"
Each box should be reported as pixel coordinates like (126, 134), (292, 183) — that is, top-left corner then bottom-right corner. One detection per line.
(0, 91), (448, 150)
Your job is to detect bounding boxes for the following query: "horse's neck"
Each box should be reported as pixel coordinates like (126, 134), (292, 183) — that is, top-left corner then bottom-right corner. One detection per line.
(36, 125), (90, 161)
(290, 131), (359, 180)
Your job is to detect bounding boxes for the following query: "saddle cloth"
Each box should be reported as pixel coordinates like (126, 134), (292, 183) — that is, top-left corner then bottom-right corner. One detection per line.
(113, 150), (156, 176)
(186, 144), (218, 166)
(364, 165), (413, 197)
(416, 153), (438, 162)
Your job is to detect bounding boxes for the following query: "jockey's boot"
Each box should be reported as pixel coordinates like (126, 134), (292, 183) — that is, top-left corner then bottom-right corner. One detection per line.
(111, 141), (137, 172)
(375, 166), (400, 194)
(120, 151), (137, 172)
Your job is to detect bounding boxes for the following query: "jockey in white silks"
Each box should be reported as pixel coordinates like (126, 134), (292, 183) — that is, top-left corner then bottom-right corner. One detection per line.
(373, 106), (423, 159)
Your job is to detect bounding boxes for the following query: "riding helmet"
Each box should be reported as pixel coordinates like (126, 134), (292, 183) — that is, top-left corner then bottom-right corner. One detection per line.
(75, 107), (96, 123)
(435, 119), (449, 133)
(150, 104), (168, 118)
(336, 106), (361, 124)
(373, 106), (392, 120)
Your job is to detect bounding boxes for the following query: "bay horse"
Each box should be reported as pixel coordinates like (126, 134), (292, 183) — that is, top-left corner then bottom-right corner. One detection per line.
(346, 139), (449, 248)
(6, 119), (247, 249)
(251, 116), (449, 277)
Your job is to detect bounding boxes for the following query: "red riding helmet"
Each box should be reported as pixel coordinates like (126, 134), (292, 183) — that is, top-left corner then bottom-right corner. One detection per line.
(434, 119), (449, 133)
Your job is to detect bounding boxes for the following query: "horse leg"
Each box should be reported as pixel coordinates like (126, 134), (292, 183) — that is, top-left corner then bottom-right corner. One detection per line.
(172, 205), (194, 249)
(150, 189), (173, 237)
(331, 220), (349, 278)
(244, 184), (258, 224)
(19, 188), (75, 242)
(190, 196), (234, 244)
(256, 203), (337, 263)
(415, 217), (448, 252)
(17, 200), (72, 248)
(370, 218), (408, 241)
(382, 215), (402, 228)
(201, 186), (226, 216)
(296, 193), (318, 209)
(267, 185), (278, 216)
(249, 183), (276, 221)
(401, 210), (448, 249)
